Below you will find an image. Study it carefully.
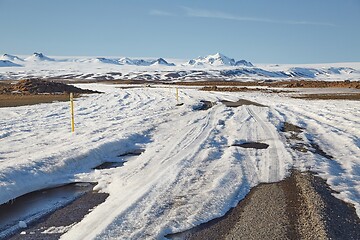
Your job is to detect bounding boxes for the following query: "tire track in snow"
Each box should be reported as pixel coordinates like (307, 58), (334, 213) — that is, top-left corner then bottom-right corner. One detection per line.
(245, 106), (288, 182)
(62, 105), (238, 239)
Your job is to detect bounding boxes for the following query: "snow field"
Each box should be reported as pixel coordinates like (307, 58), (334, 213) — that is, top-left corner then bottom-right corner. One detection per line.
(0, 84), (359, 239)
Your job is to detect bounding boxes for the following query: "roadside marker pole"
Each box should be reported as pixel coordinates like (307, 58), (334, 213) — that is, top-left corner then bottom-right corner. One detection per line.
(70, 93), (75, 132)
(176, 87), (179, 103)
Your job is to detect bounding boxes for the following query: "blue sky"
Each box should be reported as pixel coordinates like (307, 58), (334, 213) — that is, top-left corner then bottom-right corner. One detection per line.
(1, 0), (359, 63)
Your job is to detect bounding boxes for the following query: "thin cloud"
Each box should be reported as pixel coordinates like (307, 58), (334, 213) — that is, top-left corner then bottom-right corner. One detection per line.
(182, 6), (337, 27)
(149, 9), (175, 17)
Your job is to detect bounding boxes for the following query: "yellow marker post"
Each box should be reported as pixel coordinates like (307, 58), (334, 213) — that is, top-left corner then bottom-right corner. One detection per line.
(176, 87), (179, 103)
(70, 93), (75, 132)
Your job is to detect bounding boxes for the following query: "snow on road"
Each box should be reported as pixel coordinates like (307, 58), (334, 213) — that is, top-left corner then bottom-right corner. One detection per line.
(1, 84), (359, 239)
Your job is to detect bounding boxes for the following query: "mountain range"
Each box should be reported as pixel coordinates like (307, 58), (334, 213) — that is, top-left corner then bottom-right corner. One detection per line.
(0, 52), (252, 67)
(0, 52), (359, 81)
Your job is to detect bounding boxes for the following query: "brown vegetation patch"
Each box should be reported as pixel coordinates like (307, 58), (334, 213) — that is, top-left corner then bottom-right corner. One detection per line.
(292, 93), (360, 100)
(0, 79), (102, 107)
(270, 80), (360, 89)
(0, 94), (71, 108)
(200, 86), (257, 92)
(174, 80), (360, 89)
(0, 79), (101, 95)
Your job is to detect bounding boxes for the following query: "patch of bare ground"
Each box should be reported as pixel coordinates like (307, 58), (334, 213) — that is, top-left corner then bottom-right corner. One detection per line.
(199, 85), (287, 93)
(0, 79), (102, 107)
(292, 93), (360, 100)
(220, 99), (267, 107)
(0, 94), (72, 108)
(174, 80), (360, 89)
(270, 80), (360, 89)
(167, 171), (360, 240)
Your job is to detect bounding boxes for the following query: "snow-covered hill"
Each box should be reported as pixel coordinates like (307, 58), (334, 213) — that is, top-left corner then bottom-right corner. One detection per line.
(187, 53), (253, 67)
(0, 54), (24, 62)
(0, 60), (22, 67)
(0, 52), (359, 81)
(25, 52), (55, 62)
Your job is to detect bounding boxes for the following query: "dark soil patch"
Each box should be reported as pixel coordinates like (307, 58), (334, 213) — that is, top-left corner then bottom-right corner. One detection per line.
(292, 93), (360, 101)
(0, 79), (101, 95)
(199, 85), (288, 93)
(200, 86), (256, 92)
(0, 79), (102, 108)
(271, 80), (360, 89)
(231, 142), (269, 149)
(281, 122), (304, 133)
(0, 94), (71, 108)
(281, 122), (307, 151)
(221, 99), (266, 107)
(174, 80), (360, 89)
(309, 141), (334, 159)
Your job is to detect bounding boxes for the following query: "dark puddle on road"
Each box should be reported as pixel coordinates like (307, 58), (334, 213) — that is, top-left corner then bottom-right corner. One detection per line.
(221, 99), (267, 108)
(94, 149), (145, 170)
(0, 182), (106, 239)
(231, 142), (269, 149)
(8, 191), (108, 240)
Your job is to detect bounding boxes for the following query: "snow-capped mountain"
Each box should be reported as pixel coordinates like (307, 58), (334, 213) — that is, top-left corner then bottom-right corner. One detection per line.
(25, 52), (55, 62)
(235, 59), (253, 67)
(0, 54), (24, 62)
(150, 58), (175, 66)
(188, 53), (253, 67)
(0, 60), (22, 67)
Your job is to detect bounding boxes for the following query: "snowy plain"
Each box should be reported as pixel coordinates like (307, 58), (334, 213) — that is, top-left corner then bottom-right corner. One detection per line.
(0, 83), (359, 239)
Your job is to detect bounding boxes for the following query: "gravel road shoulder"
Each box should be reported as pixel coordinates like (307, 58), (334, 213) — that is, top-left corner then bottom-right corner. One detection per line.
(168, 171), (360, 240)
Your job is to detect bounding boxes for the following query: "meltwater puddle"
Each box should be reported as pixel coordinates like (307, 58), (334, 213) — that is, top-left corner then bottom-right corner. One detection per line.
(0, 182), (94, 239)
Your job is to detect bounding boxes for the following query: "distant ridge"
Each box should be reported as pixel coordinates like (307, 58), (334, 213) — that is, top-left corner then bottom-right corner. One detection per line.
(0, 60), (22, 67)
(0, 54), (24, 62)
(25, 52), (55, 62)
